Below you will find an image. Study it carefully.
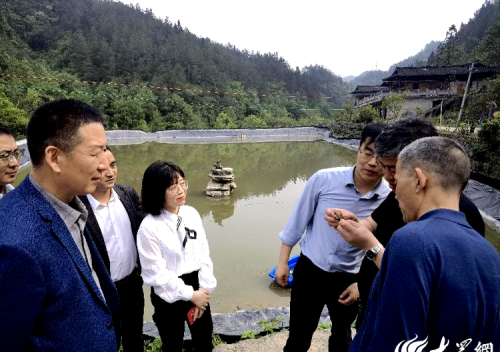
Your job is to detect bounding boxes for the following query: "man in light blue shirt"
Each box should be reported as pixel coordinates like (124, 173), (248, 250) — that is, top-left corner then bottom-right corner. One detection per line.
(276, 123), (390, 352)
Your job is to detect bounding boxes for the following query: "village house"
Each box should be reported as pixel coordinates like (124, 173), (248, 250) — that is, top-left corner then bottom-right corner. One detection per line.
(352, 63), (497, 119)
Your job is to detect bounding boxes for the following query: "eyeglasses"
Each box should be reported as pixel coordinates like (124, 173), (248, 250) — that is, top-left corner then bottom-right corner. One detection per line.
(358, 148), (375, 160)
(378, 158), (396, 172)
(0, 149), (24, 164)
(167, 180), (189, 195)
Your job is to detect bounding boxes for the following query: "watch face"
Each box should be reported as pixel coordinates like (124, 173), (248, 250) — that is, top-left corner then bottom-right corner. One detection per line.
(366, 250), (376, 260)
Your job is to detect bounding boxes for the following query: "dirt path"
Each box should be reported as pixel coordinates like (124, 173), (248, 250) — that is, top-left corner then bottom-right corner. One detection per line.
(214, 330), (330, 352)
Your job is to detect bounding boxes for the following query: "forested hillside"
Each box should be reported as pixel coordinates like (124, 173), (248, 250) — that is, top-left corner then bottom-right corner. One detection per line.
(348, 41), (440, 86)
(0, 0), (351, 136)
(349, 0), (500, 86)
(428, 0), (500, 67)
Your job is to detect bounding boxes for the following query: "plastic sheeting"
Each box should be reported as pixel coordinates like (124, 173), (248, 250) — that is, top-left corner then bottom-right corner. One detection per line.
(464, 180), (500, 221)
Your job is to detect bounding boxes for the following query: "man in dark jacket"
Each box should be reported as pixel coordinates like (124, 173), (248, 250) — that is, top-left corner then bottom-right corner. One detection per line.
(0, 99), (121, 351)
(79, 147), (145, 352)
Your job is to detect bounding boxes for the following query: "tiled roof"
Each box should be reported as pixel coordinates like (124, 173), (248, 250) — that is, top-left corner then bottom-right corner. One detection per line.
(351, 85), (390, 94)
(383, 63), (497, 82)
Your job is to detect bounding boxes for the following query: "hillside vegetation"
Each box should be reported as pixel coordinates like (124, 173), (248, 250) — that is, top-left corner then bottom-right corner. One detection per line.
(0, 0), (351, 136)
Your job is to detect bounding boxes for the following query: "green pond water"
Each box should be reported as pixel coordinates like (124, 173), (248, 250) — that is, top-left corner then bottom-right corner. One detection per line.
(14, 140), (500, 321)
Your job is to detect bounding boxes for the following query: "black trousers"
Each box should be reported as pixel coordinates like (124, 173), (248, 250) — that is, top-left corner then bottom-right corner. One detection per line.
(284, 254), (358, 352)
(151, 271), (213, 352)
(115, 270), (145, 352)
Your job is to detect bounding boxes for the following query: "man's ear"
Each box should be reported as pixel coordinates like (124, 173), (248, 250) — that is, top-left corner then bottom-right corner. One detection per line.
(414, 167), (427, 192)
(44, 146), (63, 174)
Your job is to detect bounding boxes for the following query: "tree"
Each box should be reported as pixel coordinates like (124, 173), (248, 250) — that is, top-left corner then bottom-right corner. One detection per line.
(474, 20), (500, 67)
(381, 92), (407, 120)
(0, 96), (29, 137)
(435, 25), (467, 66)
(214, 112), (237, 129)
(241, 115), (267, 129)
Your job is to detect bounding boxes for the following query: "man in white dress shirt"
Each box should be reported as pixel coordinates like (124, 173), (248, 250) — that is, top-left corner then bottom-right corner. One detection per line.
(0, 123), (22, 202)
(80, 147), (145, 352)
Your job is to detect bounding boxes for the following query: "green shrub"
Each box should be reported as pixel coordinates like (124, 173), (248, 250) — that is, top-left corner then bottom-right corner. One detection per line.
(317, 321), (332, 330)
(241, 330), (258, 339)
(143, 338), (162, 352)
(478, 119), (500, 147)
(356, 105), (378, 124)
(212, 334), (225, 348)
(328, 121), (370, 139)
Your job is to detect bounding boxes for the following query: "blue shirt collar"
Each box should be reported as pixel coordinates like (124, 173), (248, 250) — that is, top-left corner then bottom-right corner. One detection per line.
(418, 208), (470, 227)
(345, 166), (388, 199)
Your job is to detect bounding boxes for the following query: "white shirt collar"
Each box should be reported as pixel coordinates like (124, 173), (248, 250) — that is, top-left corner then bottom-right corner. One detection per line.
(160, 207), (185, 230)
(87, 188), (118, 210)
(0, 184), (14, 200)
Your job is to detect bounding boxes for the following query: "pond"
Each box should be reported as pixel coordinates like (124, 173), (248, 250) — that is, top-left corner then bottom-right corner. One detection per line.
(15, 141), (356, 320)
(14, 140), (500, 321)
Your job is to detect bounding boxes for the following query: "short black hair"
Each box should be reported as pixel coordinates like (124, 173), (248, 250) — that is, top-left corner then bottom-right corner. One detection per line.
(375, 118), (438, 158)
(141, 161), (185, 215)
(0, 123), (15, 138)
(27, 99), (104, 167)
(360, 123), (386, 146)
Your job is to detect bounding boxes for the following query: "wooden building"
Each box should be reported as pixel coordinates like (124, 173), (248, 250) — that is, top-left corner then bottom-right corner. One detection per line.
(382, 63), (497, 94)
(352, 63), (497, 118)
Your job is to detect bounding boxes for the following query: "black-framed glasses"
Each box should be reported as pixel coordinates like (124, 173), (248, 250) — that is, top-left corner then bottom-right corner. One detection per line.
(167, 180), (189, 195)
(0, 149), (24, 164)
(358, 148), (375, 160)
(183, 227), (197, 248)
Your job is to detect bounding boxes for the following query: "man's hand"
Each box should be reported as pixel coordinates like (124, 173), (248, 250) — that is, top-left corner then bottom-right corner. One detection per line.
(337, 219), (378, 251)
(275, 263), (290, 287)
(338, 283), (359, 306)
(325, 208), (358, 229)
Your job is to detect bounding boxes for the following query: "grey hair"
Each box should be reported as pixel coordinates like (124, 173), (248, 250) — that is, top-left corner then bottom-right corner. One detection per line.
(398, 136), (470, 193)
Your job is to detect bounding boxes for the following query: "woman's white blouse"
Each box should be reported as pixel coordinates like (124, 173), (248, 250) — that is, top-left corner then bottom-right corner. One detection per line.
(137, 206), (217, 303)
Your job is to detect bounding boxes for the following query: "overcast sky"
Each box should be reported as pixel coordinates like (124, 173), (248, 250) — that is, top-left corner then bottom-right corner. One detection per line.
(124, 0), (486, 78)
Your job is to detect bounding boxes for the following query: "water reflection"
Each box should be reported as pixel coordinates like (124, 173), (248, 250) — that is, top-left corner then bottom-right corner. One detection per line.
(118, 141), (356, 318)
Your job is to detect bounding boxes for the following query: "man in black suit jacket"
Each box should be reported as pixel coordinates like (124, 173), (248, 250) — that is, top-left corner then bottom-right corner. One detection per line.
(80, 147), (145, 352)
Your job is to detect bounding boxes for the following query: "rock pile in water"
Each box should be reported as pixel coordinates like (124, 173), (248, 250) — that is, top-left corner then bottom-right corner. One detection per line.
(205, 161), (237, 197)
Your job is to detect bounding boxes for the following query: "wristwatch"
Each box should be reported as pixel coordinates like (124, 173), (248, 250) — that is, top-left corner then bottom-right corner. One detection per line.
(365, 243), (383, 261)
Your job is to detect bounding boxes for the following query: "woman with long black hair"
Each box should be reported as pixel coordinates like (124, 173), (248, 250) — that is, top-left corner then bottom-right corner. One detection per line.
(138, 161), (216, 351)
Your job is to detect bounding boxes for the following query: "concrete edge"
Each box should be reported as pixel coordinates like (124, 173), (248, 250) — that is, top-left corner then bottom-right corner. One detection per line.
(480, 210), (500, 233)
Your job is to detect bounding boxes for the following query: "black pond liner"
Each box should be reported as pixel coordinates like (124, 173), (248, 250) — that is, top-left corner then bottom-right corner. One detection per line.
(464, 178), (500, 221)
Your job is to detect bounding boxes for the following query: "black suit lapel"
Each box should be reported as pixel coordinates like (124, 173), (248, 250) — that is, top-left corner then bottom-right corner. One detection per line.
(78, 195), (111, 274)
(114, 185), (139, 236)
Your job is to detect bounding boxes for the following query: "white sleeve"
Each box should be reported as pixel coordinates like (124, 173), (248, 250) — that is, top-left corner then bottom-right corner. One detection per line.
(193, 210), (217, 292)
(137, 221), (194, 303)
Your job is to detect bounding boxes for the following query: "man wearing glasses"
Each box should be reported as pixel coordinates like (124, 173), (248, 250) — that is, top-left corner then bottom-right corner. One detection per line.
(0, 123), (22, 201)
(79, 147), (145, 352)
(275, 123), (391, 352)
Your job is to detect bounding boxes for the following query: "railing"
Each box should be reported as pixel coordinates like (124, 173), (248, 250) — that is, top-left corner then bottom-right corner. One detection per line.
(355, 89), (452, 106)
